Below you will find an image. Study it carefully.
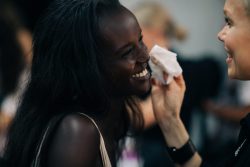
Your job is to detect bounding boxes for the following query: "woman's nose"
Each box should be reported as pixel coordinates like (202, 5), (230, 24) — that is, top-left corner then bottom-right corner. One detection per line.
(137, 45), (150, 63)
(217, 26), (226, 42)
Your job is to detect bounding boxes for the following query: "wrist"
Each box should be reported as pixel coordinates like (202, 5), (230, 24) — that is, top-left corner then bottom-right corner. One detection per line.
(160, 117), (189, 148)
(166, 138), (197, 164)
(157, 113), (181, 128)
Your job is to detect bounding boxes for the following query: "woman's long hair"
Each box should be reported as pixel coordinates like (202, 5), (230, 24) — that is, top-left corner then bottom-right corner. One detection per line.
(3, 0), (143, 166)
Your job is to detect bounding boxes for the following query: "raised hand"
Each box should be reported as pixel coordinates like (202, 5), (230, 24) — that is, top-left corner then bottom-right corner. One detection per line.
(151, 74), (186, 125)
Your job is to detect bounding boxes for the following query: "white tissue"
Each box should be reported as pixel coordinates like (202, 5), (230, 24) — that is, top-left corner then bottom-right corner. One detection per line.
(149, 45), (183, 84)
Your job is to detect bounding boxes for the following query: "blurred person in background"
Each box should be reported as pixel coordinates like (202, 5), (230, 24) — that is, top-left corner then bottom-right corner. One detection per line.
(204, 81), (250, 123)
(0, 1), (32, 156)
(10, 0), (52, 31)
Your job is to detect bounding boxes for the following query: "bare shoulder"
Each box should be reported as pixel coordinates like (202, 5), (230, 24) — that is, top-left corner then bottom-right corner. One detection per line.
(57, 113), (99, 140)
(47, 113), (100, 167)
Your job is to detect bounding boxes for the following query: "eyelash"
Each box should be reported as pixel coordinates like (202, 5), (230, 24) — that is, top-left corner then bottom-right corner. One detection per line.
(225, 17), (232, 27)
(122, 47), (133, 57)
(139, 35), (143, 42)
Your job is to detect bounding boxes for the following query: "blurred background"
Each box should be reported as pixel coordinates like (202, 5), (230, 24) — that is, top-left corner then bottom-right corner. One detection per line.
(1, 0), (250, 167)
(121, 0), (225, 59)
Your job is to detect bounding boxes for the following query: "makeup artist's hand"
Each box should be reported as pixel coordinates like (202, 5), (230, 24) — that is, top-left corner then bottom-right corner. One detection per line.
(151, 74), (186, 125)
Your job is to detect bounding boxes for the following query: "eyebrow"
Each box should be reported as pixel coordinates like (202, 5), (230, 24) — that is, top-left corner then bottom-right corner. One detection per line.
(223, 8), (227, 15)
(224, 9), (231, 17)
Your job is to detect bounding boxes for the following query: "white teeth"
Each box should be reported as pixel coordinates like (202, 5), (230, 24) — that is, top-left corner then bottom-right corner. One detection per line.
(132, 69), (148, 78)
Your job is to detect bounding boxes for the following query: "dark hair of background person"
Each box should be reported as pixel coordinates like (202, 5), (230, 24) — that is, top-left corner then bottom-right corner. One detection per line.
(9, 0), (53, 31)
(0, 2), (25, 102)
(3, 0), (144, 166)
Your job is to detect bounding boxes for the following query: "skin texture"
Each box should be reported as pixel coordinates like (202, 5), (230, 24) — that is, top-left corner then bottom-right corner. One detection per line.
(99, 6), (151, 97)
(47, 7), (151, 167)
(218, 0), (250, 80)
(47, 114), (101, 167)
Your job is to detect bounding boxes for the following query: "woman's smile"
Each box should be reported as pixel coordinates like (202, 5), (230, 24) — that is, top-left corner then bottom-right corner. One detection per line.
(132, 67), (150, 80)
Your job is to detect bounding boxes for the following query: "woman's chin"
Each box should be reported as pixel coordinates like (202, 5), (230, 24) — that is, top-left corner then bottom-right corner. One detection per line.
(136, 86), (152, 100)
(134, 80), (152, 98)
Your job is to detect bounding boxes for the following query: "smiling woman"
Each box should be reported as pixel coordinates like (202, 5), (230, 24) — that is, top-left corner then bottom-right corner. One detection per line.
(218, 0), (250, 80)
(2, 0), (153, 167)
(97, 6), (151, 97)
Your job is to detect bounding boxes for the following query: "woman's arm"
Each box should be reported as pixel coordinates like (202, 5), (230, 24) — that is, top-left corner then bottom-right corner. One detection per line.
(139, 96), (157, 129)
(151, 75), (202, 167)
(47, 113), (100, 167)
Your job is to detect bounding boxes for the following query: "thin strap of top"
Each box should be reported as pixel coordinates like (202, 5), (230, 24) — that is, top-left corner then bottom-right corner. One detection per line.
(78, 112), (112, 167)
(32, 113), (112, 167)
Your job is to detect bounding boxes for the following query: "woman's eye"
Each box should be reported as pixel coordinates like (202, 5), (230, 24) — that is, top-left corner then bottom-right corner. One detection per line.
(120, 35), (144, 58)
(139, 35), (143, 43)
(225, 17), (232, 27)
(121, 47), (133, 57)
(139, 35), (146, 48)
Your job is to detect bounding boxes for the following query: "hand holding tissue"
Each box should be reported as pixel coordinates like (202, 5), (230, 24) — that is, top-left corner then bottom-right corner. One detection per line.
(149, 45), (183, 85)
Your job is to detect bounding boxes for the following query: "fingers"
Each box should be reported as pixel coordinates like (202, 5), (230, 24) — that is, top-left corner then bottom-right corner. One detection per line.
(151, 79), (165, 96)
(174, 74), (186, 89)
(151, 73), (185, 91)
(174, 74), (184, 81)
(163, 71), (168, 83)
(151, 78), (163, 86)
(151, 71), (169, 86)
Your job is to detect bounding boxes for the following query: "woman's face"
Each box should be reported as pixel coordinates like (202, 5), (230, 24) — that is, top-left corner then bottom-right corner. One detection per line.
(99, 7), (151, 97)
(218, 0), (250, 80)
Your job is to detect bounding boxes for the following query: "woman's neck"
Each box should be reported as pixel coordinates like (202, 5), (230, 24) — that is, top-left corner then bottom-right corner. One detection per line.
(98, 97), (128, 164)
